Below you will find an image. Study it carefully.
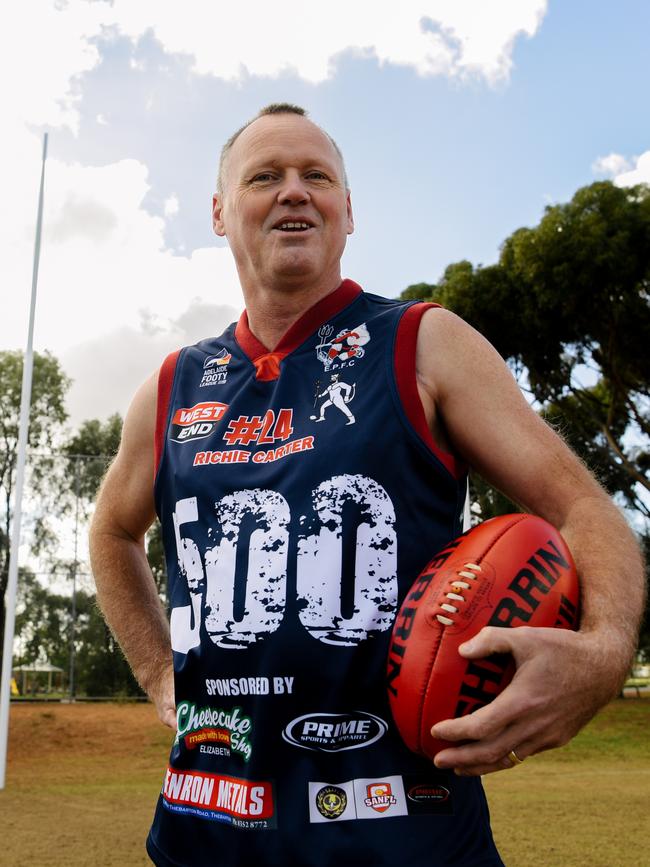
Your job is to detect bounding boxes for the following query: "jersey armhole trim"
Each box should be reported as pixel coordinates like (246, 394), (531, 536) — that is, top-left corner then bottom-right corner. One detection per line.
(154, 349), (181, 480)
(394, 303), (466, 480)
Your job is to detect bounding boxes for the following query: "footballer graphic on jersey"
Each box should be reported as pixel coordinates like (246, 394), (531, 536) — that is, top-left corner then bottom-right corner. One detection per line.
(310, 374), (356, 425)
(316, 322), (370, 371)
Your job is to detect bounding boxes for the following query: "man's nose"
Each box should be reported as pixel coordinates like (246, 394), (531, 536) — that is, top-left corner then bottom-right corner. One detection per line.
(277, 171), (310, 205)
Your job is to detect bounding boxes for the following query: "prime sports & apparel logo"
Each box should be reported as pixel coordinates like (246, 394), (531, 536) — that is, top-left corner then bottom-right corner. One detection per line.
(200, 348), (232, 387)
(282, 711), (387, 753)
(170, 402), (228, 443)
(315, 322), (370, 371)
(407, 783), (450, 804)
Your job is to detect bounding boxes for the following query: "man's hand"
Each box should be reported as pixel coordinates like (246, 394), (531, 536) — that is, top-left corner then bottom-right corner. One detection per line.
(431, 625), (626, 776)
(148, 665), (177, 730)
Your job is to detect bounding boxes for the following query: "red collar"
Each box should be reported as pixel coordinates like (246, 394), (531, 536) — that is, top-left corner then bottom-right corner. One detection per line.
(235, 279), (362, 381)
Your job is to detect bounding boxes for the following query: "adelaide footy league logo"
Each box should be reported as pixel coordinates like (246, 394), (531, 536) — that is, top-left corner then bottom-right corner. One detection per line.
(316, 322), (370, 371)
(200, 347), (232, 387)
(170, 401), (228, 443)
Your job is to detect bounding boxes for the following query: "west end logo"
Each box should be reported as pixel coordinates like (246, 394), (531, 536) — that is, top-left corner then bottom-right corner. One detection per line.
(282, 711), (387, 753)
(200, 348), (232, 387)
(170, 401), (228, 443)
(316, 323), (370, 371)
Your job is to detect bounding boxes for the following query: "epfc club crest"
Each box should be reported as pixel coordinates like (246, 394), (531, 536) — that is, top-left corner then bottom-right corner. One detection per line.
(315, 322), (370, 371)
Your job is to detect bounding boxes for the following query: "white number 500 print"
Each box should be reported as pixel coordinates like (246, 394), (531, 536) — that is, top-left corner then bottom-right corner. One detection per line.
(170, 474), (397, 652)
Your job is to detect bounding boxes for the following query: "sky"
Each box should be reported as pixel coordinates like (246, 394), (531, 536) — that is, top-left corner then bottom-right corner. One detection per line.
(2, 0), (649, 428)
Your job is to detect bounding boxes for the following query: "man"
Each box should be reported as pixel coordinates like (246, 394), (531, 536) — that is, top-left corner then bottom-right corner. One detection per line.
(89, 104), (644, 866)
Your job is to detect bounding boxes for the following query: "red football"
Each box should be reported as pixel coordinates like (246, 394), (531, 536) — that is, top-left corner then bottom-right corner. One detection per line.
(387, 513), (580, 759)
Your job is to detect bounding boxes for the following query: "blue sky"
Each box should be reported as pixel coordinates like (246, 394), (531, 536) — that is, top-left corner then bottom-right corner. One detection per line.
(2, 0), (648, 424)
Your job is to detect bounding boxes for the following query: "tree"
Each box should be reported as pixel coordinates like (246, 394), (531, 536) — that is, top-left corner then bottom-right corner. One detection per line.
(63, 413), (168, 603)
(72, 593), (143, 697)
(0, 350), (70, 667)
(401, 181), (650, 519)
(63, 413), (122, 509)
(14, 570), (71, 673)
(14, 571), (143, 697)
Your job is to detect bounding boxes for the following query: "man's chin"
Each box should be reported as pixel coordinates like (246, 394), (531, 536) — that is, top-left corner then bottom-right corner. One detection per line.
(269, 254), (319, 283)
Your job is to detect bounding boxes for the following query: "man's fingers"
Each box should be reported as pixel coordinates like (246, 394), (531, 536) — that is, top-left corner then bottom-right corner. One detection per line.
(160, 705), (177, 730)
(458, 625), (532, 660)
(434, 720), (542, 775)
(431, 673), (540, 744)
(453, 749), (530, 777)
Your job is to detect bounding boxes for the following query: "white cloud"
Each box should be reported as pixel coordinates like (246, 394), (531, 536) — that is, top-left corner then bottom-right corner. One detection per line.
(35, 158), (242, 350)
(1, 0), (548, 130)
(62, 298), (240, 427)
(3, 153), (242, 362)
(108, 0), (547, 84)
(613, 151), (650, 188)
(0, 0), (104, 133)
(592, 153), (633, 177)
(164, 194), (180, 218)
(592, 151), (650, 187)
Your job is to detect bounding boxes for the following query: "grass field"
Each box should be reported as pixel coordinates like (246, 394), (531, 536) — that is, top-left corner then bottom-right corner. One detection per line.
(1, 699), (648, 866)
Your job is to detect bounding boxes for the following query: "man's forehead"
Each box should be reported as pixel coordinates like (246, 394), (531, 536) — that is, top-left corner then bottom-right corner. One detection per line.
(228, 114), (342, 174)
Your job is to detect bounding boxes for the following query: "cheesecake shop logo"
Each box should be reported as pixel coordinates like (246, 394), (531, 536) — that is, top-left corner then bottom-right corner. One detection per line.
(170, 402), (228, 444)
(200, 348), (232, 387)
(175, 700), (253, 762)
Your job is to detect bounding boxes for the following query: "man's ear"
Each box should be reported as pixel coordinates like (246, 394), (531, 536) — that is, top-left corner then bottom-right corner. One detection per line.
(212, 193), (226, 237)
(346, 192), (354, 235)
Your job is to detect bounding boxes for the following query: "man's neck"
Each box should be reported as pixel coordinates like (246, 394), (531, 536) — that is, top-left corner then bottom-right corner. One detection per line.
(242, 276), (342, 351)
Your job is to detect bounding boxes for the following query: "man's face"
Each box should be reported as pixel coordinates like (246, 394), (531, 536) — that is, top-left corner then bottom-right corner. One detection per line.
(213, 114), (354, 293)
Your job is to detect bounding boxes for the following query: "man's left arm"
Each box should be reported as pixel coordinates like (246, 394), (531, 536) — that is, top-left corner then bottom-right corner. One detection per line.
(414, 308), (645, 776)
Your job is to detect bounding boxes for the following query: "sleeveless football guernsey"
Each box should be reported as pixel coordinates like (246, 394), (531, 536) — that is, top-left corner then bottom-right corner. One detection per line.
(147, 280), (504, 867)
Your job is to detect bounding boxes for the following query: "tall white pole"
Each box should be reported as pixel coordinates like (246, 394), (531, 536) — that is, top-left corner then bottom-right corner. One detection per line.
(0, 132), (48, 790)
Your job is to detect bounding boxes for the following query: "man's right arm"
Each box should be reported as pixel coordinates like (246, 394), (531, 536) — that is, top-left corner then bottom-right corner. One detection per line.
(89, 371), (176, 729)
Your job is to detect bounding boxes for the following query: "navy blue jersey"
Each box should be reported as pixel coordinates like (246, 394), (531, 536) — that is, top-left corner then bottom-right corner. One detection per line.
(147, 280), (503, 866)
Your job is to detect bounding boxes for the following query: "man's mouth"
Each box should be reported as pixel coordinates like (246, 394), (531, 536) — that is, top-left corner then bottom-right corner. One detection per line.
(274, 221), (313, 232)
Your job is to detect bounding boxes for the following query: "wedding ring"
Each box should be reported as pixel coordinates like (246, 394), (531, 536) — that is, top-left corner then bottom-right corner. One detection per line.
(507, 749), (524, 766)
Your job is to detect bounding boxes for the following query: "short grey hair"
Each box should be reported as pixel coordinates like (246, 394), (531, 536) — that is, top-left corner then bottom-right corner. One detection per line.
(216, 102), (348, 193)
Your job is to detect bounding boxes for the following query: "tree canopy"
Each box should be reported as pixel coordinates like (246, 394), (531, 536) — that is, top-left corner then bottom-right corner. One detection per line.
(402, 181), (650, 519)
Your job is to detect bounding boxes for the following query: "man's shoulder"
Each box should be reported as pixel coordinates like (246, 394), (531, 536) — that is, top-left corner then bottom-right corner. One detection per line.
(361, 289), (415, 309)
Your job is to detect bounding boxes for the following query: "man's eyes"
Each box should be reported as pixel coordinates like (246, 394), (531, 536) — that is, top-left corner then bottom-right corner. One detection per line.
(249, 171), (331, 183)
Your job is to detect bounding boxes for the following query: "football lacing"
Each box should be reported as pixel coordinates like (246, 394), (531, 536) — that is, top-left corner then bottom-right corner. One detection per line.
(436, 563), (482, 626)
